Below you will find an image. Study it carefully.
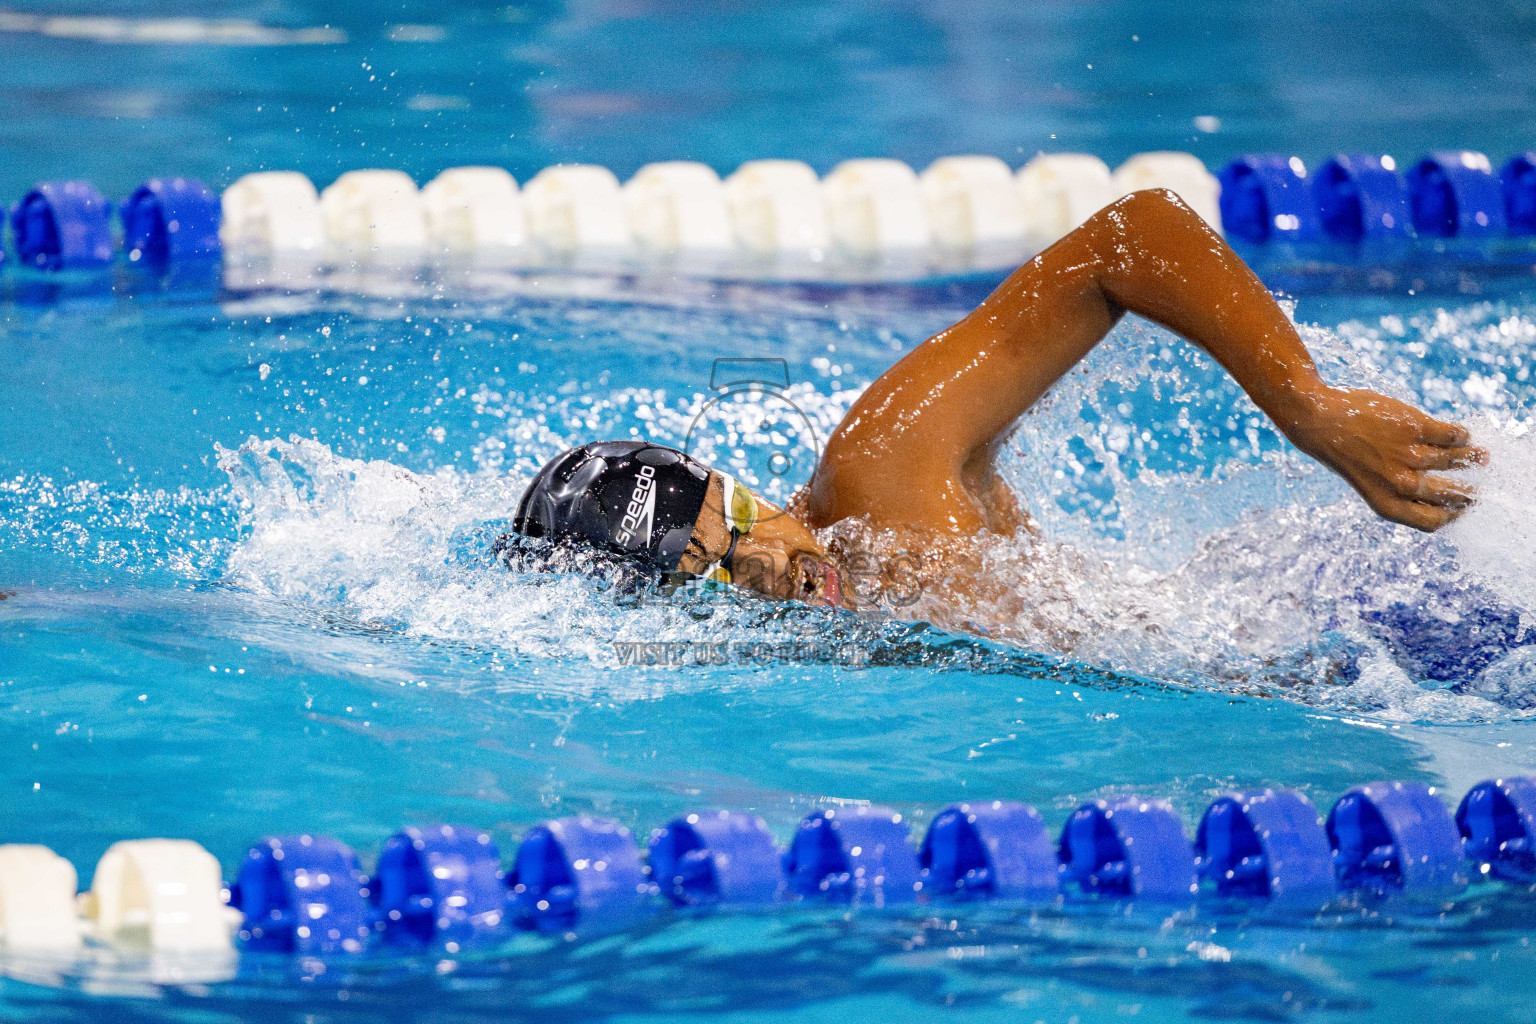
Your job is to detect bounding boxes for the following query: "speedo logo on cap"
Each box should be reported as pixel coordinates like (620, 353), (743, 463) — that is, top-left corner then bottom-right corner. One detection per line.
(614, 465), (657, 547)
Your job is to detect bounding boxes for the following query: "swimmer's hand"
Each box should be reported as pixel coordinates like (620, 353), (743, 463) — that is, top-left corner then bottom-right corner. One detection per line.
(1285, 386), (1486, 531)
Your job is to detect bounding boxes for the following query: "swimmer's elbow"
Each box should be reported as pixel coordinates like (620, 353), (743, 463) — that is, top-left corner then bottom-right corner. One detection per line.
(1118, 186), (1186, 210)
(1095, 187), (1203, 234)
(1062, 186), (1220, 285)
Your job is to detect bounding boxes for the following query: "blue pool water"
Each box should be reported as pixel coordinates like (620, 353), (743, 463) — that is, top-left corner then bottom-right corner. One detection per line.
(7, 1), (1536, 1021)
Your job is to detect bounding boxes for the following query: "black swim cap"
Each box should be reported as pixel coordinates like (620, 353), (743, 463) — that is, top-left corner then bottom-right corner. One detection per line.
(512, 441), (712, 573)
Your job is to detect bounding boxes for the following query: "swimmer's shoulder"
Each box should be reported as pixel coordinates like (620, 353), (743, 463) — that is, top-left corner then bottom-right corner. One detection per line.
(799, 442), (1024, 539)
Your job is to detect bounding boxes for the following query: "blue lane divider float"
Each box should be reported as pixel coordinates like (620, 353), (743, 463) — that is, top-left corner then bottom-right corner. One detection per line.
(1312, 154), (1413, 241)
(919, 800), (1059, 900)
(1218, 154), (1320, 244)
(782, 806), (921, 906)
(649, 810), (783, 906)
(1457, 777), (1536, 883)
(1500, 153), (1536, 237)
(121, 177), (221, 263)
(197, 774), (1536, 959)
(1406, 151), (1506, 239)
(1326, 781), (1467, 896)
(1195, 789), (1336, 903)
(509, 815), (650, 935)
(1057, 796), (1198, 900)
(231, 834), (372, 955)
(10, 180), (113, 270)
(373, 824), (507, 950)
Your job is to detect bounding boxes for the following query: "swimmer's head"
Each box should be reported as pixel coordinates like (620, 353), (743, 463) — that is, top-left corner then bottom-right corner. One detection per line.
(512, 441), (711, 574)
(509, 440), (846, 608)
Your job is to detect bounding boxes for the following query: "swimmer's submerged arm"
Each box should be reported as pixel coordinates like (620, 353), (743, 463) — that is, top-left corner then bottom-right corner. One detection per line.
(811, 188), (1484, 534)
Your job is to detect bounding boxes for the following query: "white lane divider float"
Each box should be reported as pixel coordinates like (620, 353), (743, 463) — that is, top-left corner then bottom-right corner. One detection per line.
(623, 161), (734, 252)
(217, 150), (1224, 275)
(919, 155), (1026, 249)
(822, 158), (932, 255)
(1111, 151), (1223, 232)
(0, 845), (81, 951)
(319, 169), (428, 256)
(521, 164), (631, 251)
(219, 171), (325, 252)
(724, 159), (829, 253)
(81, 839), (236, 953)
(1016, 153), (1116, 245)
(421, 166), (526, 251)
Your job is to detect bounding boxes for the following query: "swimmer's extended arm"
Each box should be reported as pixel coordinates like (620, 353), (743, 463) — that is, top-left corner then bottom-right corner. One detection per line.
(806, 188), (1484, 535)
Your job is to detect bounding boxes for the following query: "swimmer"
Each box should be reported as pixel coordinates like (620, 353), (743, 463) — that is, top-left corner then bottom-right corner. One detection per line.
(507, 188), (1486, 610)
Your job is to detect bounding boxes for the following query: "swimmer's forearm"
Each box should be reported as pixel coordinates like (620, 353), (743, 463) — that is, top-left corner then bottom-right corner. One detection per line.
(1085, 190), (1328, 433)
(1026, 189), (1480, 530)
(939, 189), (1331, 456)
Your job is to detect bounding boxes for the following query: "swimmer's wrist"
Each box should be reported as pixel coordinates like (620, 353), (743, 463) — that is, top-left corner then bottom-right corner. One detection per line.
(1262, 374), (1333, 437)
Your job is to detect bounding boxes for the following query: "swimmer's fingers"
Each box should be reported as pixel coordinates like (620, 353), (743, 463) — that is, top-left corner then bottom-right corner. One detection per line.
(1404, 443), (1488, 471)
(1406, 470), (1476, 508)
(1419, 418), (1474, 448)
(1376, 495), (1461, 533)
(1379, 466), (1473, 509)
(1366, 468), (1474, 530)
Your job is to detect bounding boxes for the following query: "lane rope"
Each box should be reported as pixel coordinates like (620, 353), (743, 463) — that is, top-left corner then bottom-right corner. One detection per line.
(3, 150), (1533, 281)
(1, 776), (1531, 956)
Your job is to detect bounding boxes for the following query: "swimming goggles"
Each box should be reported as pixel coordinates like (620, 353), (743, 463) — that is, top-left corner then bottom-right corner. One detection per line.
(703, 473), (758, 584)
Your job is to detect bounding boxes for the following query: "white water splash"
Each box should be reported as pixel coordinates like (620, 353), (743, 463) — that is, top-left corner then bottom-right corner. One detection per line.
(0, 473), (232, 577)
(217, 435), (588, 659)
(1445, 417), (1536, 612)
(214, 435), (841, 689)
